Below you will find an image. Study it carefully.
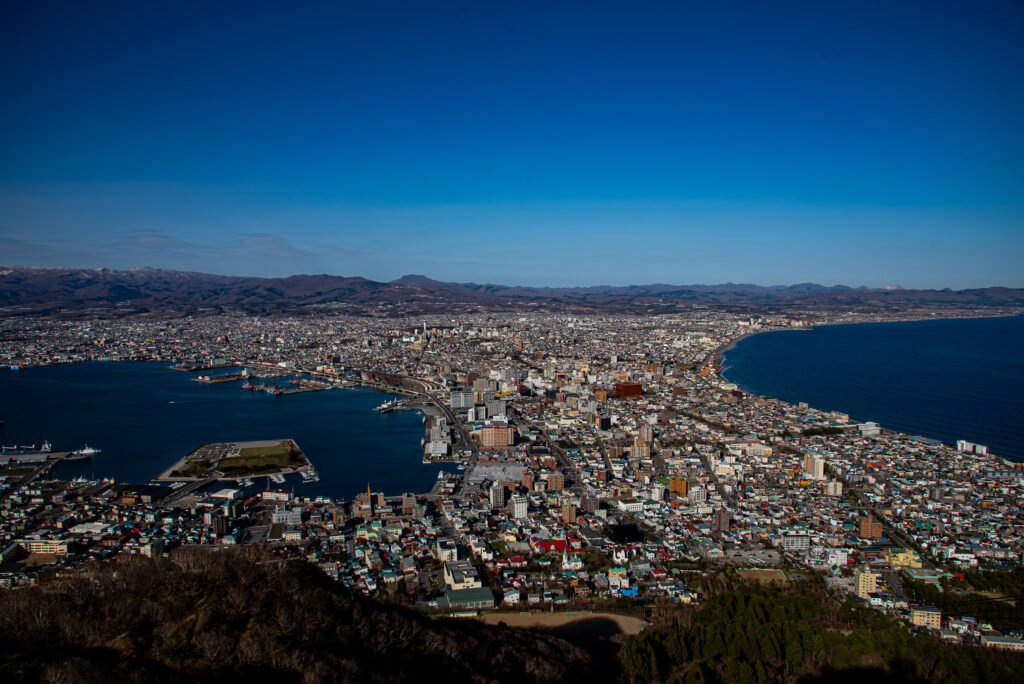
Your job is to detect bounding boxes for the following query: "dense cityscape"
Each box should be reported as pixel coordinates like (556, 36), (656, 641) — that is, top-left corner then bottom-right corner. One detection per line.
(2, 308), (1022, 666)
(3, 0), (1023, 679)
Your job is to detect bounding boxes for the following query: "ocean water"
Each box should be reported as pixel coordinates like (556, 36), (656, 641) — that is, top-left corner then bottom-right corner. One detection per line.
(721, 315), (1024, 462)
(0, 362), (450, 497)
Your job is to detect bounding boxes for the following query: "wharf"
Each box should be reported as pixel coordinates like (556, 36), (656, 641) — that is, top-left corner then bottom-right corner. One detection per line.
(193, 373), (245, 383)
(281, 387), (325, 395)
(0, 451), (72, 465)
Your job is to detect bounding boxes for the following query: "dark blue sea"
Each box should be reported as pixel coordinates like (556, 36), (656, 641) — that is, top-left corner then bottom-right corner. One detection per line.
(0, 362), (451, 498)
(722, 315), (1024, 462)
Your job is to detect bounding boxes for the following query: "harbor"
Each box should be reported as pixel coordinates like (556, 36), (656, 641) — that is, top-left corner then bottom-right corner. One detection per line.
(0, 362), (443, 498)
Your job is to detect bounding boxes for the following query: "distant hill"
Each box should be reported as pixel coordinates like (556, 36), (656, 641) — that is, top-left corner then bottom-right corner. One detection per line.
(2, 265), (1023, 317)
(0, 549), (598, 683)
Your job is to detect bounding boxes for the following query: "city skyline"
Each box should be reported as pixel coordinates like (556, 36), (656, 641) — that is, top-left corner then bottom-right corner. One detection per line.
(2, 2), (1022, 288)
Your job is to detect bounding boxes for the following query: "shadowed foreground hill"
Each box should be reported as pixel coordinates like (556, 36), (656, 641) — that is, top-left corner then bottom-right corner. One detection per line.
(0, 549), (598, 683)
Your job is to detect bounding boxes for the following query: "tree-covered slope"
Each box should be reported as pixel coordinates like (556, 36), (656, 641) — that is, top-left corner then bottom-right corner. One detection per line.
(0, 549), (597, 683)
(618, 580), (1023, 684)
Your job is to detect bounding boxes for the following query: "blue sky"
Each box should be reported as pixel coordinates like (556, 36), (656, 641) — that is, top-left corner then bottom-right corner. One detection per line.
(1, 1), (1022, 288)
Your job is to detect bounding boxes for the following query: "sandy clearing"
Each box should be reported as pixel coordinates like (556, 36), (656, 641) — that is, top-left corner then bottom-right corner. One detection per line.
(478, 611), (648, 634)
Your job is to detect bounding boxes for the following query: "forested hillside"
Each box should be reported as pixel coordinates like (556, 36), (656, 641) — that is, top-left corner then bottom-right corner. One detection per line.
(0, 549), (596, 683)
(618, 580), (1022, 683)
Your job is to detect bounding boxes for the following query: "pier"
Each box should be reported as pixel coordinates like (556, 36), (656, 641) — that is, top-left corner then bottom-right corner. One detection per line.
(193, 373), (245, 383)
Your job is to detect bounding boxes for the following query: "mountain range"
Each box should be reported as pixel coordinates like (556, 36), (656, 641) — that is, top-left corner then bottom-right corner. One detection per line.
(2, 265), (1023, 317)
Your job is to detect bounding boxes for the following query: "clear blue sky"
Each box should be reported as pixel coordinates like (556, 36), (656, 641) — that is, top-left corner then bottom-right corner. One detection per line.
(1, 1), (1022, 288)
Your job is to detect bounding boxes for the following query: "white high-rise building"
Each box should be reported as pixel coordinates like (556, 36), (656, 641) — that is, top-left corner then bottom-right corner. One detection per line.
(511, 494), (528, 519)
(688, 485), (707, 505)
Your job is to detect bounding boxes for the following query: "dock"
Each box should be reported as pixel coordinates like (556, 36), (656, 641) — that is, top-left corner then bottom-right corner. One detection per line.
(193, 373), (245, 383)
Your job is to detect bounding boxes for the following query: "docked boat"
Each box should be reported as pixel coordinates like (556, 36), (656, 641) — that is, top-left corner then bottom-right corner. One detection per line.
(270, 473), (286, 484)
(65, 445), (101, 462)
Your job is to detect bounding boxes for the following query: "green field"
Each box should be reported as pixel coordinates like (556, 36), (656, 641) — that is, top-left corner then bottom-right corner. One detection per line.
(218, 441), (301, 475)
(238, 442), (292, 459)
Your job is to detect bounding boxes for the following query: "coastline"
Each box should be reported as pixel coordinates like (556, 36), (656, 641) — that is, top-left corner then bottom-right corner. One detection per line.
(716, 313), (1024, 462)
(713, 310), (1023, 370)
(0, 362), (443, 497)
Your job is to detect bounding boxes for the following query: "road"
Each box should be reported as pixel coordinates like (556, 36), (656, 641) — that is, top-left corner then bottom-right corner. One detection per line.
(517, 410), (584, 493)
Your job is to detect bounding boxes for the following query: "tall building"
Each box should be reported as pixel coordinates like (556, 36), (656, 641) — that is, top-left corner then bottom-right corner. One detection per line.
(546, 472), (565, 492)
(712, 508), (731, 533)
(562, 504), (577, 524)
(401, 493), (416, 516)
(481, 424), (514, 448)
(511, 495), (528, 519)
(688, 485), (707, 505)
(632, 438), (651, 460)
(856, 570), (878, 599)
(669, 476), (689, 497)
(489, 482), (506, 509)
(521, 471), (534, 491)
(911, 606), (942, 629)
(639, 423), (654, 443)
(449, 390), (474, 409)
(859, 518), (884, 539)
(803, 455), (825, 480)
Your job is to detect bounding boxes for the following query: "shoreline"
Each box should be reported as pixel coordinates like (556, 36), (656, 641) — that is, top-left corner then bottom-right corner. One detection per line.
(1, 363), (444, 497)
(713, 310), (1023, 370)
(715, 313), (1023, 462)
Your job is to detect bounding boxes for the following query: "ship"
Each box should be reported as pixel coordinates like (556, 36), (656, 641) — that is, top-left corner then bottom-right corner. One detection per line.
(270, 473), (286, 484)
(65, 444), (101, 462)
(1, 441), (52, 455)
(242, 382), (255, 391)
(265, 384), (284, 396)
